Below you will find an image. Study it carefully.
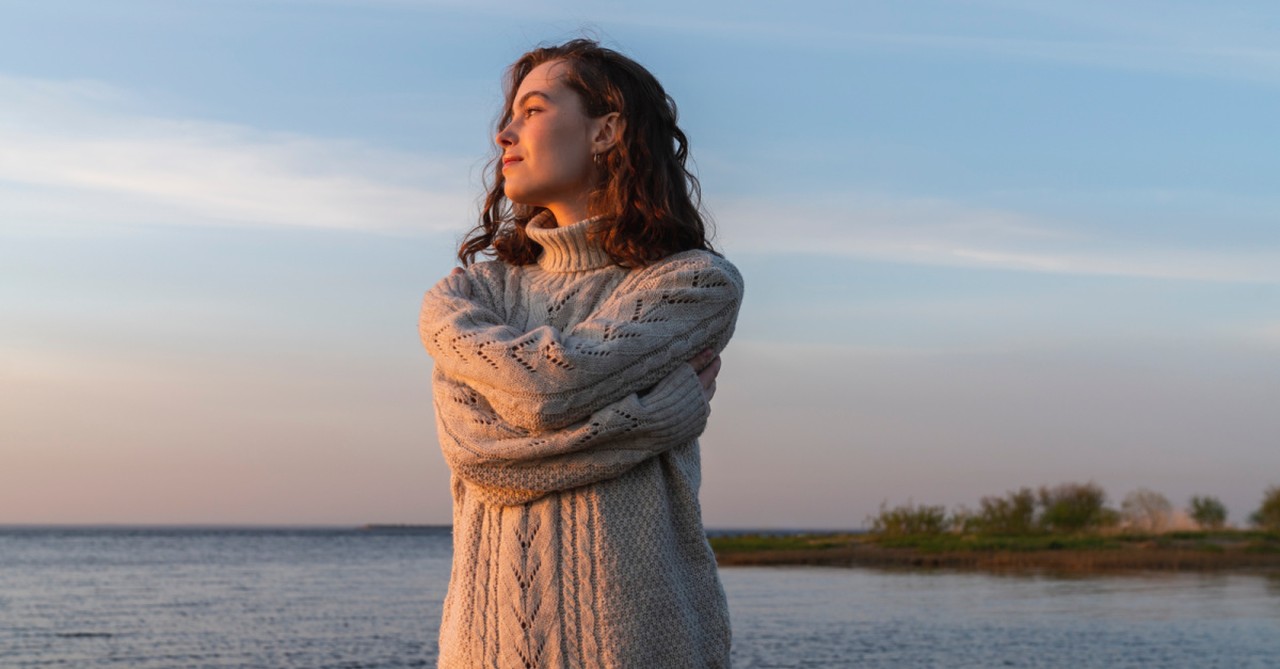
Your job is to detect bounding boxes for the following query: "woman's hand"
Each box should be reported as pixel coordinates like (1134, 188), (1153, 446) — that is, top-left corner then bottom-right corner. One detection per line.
(687, 349), (721, 402)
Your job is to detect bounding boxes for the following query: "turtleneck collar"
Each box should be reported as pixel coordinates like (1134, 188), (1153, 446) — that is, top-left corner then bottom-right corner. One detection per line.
(525, 211), (614, 273)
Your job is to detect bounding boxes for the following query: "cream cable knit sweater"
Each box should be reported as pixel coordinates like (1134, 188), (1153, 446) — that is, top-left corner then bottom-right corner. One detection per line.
(420, 213), (744, 668)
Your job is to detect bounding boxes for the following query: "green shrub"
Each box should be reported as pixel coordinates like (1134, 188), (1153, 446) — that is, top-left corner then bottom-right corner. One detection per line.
(964, 487), (1038, 535)
(1250, 485), (1280, 531)
(1038, 482), (1116, 533)
(1188, 495), (1228, 530)
(868, 501), (951, 536)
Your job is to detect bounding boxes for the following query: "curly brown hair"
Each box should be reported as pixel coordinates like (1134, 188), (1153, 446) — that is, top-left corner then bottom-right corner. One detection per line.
(458, 39), (714, 268)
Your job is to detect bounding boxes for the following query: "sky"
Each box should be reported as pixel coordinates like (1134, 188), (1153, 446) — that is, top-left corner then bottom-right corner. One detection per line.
(2, 0), (1278, 528)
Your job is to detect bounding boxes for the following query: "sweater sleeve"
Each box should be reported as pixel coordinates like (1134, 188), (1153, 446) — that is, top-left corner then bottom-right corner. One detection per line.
(433, 362), (711, 506)
(420, 251), (743, 431)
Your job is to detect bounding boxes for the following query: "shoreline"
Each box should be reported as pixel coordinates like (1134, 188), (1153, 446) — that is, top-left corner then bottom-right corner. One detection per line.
(711, 531), (1280, 573)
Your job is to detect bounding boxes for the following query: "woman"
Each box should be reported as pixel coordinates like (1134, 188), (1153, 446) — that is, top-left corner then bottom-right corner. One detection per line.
(420, 39), (743, 668)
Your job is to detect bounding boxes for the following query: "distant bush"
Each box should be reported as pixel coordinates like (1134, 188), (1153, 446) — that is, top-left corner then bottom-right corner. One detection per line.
(868, 501), (951, 536)
(1250, 485), (1280, 531)
(1038, 482), (1116, 533)
(1188, 495), (1228, 530)
(1121, 488), (1174, 532)
(964, 488), (1038, 535)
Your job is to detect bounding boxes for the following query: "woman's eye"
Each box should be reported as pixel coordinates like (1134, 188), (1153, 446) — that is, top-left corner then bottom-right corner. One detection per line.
(524, 107), (543, 118)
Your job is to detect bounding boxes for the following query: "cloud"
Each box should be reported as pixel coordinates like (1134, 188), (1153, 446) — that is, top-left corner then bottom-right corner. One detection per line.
(820, 5), (1280, 88)
(5, 71), (1274, 283)
(713, 195), (1280, 283)
(0, 74), (475, 234)
(584, 1), (1280, 87)
(131, 2), (1280, 88)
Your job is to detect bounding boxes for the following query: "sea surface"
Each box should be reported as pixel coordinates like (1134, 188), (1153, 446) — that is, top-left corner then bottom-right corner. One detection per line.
(1, 527), (1278, 668)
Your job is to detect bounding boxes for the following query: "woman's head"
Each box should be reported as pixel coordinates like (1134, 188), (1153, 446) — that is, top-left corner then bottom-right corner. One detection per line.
(459, 39), (713, 267)
(494, 58), (621, 225)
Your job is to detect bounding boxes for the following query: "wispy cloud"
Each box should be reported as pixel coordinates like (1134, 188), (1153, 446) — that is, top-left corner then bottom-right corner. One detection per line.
(0, 74), (473, 234)
(166, 1), (1280, 87)
(852, 35), (1280, 86)
(715, 195), (1280, 283)
(584, 1), (1280, 86)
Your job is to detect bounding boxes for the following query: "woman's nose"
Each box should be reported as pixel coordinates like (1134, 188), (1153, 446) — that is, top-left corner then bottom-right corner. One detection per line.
(495, 123), (515, 148)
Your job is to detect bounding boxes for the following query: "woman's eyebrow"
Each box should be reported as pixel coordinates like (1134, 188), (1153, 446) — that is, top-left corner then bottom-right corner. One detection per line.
(516, 90), (552, 108)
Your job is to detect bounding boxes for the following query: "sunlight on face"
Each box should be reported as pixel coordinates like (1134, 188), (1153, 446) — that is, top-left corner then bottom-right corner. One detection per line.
(496, 60), (599, 225)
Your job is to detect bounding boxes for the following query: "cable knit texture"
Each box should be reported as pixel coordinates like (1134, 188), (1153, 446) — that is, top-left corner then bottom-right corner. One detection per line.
(420, 213), (744, 668)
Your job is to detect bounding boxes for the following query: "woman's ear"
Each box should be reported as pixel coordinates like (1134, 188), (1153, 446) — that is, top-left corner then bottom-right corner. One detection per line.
(590, 112), (624, 155)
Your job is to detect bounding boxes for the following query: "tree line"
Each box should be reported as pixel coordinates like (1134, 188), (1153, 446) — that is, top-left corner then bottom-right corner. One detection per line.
(870, 483), (1280, 536)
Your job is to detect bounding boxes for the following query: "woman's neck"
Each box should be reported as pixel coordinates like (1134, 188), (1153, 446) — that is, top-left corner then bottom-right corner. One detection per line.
(545, 199), (592, 228)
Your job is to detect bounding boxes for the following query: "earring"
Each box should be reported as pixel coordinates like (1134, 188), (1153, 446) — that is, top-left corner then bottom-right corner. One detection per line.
(593, 153), (601, 166)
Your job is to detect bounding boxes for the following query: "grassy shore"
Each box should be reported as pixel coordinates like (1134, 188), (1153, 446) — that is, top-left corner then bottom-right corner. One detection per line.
(710, 530), (1280, 573)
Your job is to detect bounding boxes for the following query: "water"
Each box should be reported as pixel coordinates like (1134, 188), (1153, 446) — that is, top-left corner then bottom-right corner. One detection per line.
(723, 567), (1280, 668)
(2, 528), (1278, 668)
(1, 527), (447, 669)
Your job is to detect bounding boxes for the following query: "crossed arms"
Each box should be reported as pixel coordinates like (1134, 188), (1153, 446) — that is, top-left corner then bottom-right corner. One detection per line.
(421, 251), (744, 504)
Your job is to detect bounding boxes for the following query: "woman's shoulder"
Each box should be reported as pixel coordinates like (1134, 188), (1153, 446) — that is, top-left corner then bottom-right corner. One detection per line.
(631, 249), (744, 294)
(461, 258), (513, 288)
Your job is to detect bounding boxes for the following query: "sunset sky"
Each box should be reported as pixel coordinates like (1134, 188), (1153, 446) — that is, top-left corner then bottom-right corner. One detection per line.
(3, 0), (1278, 528)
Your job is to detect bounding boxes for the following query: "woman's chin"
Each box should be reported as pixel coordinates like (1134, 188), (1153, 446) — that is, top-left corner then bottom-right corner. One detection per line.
(502, 186), (536, 207)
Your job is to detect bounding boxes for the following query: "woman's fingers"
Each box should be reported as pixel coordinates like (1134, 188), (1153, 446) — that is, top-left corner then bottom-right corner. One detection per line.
(688, 348), (716, 372)
(686, 349), (721, 401)
(696, 355), (721, 384)
(696, 355), (721, 401)
(450, 267), (465, 276)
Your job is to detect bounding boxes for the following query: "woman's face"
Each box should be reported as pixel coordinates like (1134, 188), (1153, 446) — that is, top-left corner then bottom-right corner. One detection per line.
(497, 60), (607, 221)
